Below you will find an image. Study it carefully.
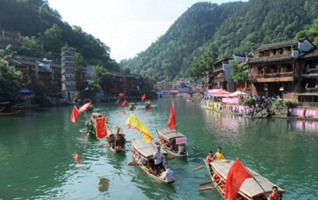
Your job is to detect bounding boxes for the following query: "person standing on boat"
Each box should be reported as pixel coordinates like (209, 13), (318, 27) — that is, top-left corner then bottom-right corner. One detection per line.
(153, 146), (164, 175)
(160, 166), (174, 182)
(206, 151), (214, 163)
(268, 186), (280, 200)
(213, 147), (225, 160)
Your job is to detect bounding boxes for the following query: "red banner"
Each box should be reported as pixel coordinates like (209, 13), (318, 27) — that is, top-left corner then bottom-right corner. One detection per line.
(94, 117), (107, 139)
(225, 160), (252, 200)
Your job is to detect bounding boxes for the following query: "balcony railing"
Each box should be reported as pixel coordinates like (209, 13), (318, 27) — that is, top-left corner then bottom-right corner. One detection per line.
(251, 72), (294, 80)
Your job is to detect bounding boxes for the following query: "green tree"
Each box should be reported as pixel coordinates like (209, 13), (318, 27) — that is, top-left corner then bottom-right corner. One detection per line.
(123, 68), (131, 75)
(74, 52), (86, 73)
(0, 59), (22, 101)
(91, 65), (114, 93)
(230, 61), (248, 84)
(187, 49), (217, 86)
(80, 80), (100, 98)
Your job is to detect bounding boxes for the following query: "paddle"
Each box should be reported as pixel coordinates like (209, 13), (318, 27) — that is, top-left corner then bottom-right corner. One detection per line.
(128, 161), (140, 166)
(192, 165), (204, 172)
(199, 180), (212, 186)
(198, 186), (216, 192)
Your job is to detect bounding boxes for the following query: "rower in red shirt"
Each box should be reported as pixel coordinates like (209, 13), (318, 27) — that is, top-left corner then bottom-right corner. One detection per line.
(268, 186), (281, 200)
(205, 151), (214, 163)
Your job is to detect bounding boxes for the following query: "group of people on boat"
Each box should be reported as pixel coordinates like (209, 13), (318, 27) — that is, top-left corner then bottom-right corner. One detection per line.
(153, 146), (175, 182)
(132, 146), (175, 182)
(107, 129), (125, 151)
(205, 147), (282, 200)
(159, 138), (187, 155)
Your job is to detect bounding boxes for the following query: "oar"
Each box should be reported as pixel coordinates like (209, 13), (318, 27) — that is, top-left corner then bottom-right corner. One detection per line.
(198, 186), (216, 192)
(128, 160), (140, 166)
(192, 165), (204, 172)
(199, 180), (212, 186)
(166, 157), (175, 161)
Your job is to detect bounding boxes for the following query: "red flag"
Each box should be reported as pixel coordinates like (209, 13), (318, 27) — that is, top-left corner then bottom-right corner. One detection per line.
(141, 94), (146, 101)
(225, 160), (252, 200)
(119, 93), (125, 97)
(70, 106), (80, 123)
(79, 102), (91, 113)
(167, 100), (176, 130)
(95, 117), (107, 139)
(121, 100), (127, 107)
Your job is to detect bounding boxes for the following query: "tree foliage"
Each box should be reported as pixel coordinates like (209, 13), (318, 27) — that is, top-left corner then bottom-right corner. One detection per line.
(121, 0), (318, 81)
(187, 49), (217, 83)
(296, 17), (318, 45)
(0, 58), (22, 101)
(230, 61), (248, 84)
(0, 0), (118, 71)
(91, 65), (114, 93)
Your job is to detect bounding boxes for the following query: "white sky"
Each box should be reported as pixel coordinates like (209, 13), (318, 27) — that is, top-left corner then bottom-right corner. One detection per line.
(48, 0), (246, 62)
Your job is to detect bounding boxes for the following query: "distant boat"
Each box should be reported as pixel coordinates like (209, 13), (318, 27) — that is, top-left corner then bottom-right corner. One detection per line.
(0, 110), (21, 116)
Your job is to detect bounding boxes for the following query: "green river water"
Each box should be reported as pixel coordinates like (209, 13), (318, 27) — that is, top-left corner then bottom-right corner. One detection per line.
(0, 97), (318, 200)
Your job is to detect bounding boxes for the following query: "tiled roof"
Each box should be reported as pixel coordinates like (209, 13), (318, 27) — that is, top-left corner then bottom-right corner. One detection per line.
(301, 48), (318, 59)
(255, 40), (298, 51)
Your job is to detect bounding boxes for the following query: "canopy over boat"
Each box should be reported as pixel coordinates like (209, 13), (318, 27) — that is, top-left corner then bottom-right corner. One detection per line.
(131, 139), (167, 158)
(107, 126), (124, 135)
(157, 129), (185, 140)
(91, 112), (105, 119)
(210, 160), (284, 198)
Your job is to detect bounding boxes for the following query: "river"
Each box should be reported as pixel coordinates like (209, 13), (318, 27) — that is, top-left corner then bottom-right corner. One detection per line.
(0, 97), (317, 199)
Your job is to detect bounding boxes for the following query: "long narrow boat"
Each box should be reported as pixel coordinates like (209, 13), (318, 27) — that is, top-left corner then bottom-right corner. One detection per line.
(0, 110), (21, 116)
(156, 129), (189, 158)
(106, 126), (126, 152)
(203, 159), (284, 200)
(131, 139), (175, 184)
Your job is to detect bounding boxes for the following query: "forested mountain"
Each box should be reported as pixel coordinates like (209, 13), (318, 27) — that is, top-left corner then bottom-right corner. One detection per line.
(121, 0), (318, 81)
(297, 16), (318, 45)
(0, 0), (118, 71)
(120, 2), (244, 81)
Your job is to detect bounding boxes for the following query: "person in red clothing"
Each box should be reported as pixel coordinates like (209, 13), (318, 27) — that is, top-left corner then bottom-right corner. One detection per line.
(205, 151), (214, 163)
(268, 186), (280, 200)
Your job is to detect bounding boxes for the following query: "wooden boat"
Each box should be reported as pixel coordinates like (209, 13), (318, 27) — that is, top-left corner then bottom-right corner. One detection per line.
(203, 159), (284, 200)
(85, 112), (106, 138)
(0, 110), (21, 116)
(106, 126), (126, 152)
(131, 139), (175, 184)
(156, 129), (189, 158)
(128, 103), (135, 110)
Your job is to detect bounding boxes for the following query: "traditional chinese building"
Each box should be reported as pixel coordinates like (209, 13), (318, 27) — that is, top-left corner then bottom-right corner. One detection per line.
(248, 39), (315, 99)
(9, 56), (61, 91)
(61, 43), (76, 101)
(298, 48), (318, 105)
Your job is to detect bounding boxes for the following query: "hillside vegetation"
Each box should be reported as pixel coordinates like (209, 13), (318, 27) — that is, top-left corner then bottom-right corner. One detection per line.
(0, 0), (118, 71)
(121, 0), (318, 81)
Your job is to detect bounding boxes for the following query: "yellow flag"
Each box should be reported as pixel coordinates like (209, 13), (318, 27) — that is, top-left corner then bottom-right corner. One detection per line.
(126, 114), (154, 143)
